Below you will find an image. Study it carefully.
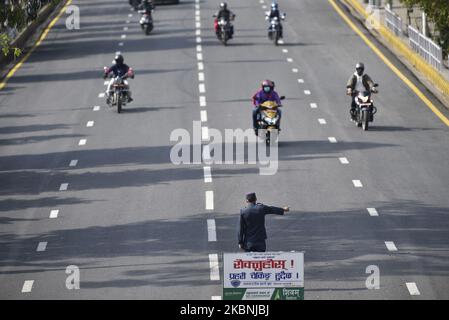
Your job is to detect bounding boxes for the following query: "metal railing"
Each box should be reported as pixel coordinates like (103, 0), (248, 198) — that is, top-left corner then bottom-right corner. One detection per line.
(408, 25), (443, 71)
(385, 5), (402, 36)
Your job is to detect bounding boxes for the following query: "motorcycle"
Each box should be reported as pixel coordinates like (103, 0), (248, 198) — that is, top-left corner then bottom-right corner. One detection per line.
(104, 67), (134, 114)
(213, 15), (233, 46)
(256, 96), (285, 145)
(138, 9), (154, 35)
(266, 13), (285, 46)
(351, 84), (378, 131)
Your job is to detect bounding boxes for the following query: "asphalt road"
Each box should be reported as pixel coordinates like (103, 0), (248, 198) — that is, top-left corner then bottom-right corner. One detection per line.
(1, 0), (449, 300)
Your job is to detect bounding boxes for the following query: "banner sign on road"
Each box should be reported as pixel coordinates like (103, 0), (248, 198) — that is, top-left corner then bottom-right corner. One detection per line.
(223, 252), (304, 300)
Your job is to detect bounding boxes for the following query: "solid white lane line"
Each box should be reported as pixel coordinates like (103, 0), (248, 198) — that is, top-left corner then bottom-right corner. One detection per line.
(385, 241), (398, 252)
(292, 68), (298, 73)
(69, 160), (78, 167)
(367, 208), (379, 216)
(36, 242), (47, 252)
(196, 45), (202, 52)
(406, 282), (420, 295)
(206, 191), (214, 210)
(298, 79), (304, 83)
(287, 58), (293, 63)
(49, 210), (59, 219)
(198, 62), (204, 71)
(22, 280), (34, 293)
(318, 118), (327, 124)
(197, 53), (203, 61)
(339, 157), (349, 164)
(211, 296), (222, 300)
(200, 110), (208, 122)
(328, 137), (337, 143)
(304, 90), (311, 95)
(352, 180), (363, 188)
(207, 219), (216, 241)
(196, 37), (202, 43)
(310, 103), (318, 109)
(204, 166), (212, 183)
(93, 105), (100, 111)
(199, 83), (206, 93)
(86, 121), (94, 127)
(198, 72), (205, 81)
(98, 93), (105, 98)
(200, 96), (207, 107)
(78, 139), (87, 146)
(209, 254), (220, 280)
(202, 126), (209, 140)
(59, 183), (69, 191)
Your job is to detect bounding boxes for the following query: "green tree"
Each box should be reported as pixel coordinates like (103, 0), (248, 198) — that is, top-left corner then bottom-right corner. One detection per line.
(400, 0), (449, 56)
(0, 0), (28, 57)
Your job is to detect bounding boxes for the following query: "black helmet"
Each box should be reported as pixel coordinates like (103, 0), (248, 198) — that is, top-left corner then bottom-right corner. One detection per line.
(220, 2), (227, 9)
(115, 54), (124, 65)
(355, 62), (364, 75)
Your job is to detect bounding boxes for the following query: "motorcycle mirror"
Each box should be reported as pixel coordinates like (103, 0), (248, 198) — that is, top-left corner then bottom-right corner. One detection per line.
(280, 96), (286, 100)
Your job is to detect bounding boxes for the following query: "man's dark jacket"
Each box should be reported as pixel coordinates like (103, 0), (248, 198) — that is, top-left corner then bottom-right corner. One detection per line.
(238, 203), (284, 247)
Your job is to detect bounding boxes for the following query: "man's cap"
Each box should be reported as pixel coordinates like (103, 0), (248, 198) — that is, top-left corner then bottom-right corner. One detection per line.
(246, 192), (257, 202)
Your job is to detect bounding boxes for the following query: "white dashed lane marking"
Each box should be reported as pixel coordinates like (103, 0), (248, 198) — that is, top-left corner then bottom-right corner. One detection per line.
(304, 90), (311, 95)
(385, 241), (398, 252)
(406, 282), (420, 296)
(352, 180), (363, 188)
(86, 121), (94, 127)
(202, 126), (209, 140)
(196, 45), (202, 52)
(59, 183), (69, 191)
(197, 53), (203, 61)
(198, 62), (204, 71)
(310, 103), (317, 109)
(367, 208), (379, 216)
(49, 210), (59, 219)
(318, 118), (327, 124)
(207, 219), (216, 241)
(292, 68), (298, 73)
(339, 157), (349, 164)
(282, 49), (288, 53)
(196, 37), (202, 43)
(118, 42), (124, 46)
(198, 72), (205, 82)
(328, 137), (337, 143)
(199, 83), (206, 93)
(196, 29), (201, 36)
(93, 105), (100, 111)
(287, 58), (293, 63)
(209, 254), (220, 280)
(200, 110), (207, 122)
(78, 139), (87, 146)
(211, 296), (222, 300)
(196, 22), (201, 28)
(69, 160), (78, 167)
(36, 242), (47, 252)
(204, 166), (212, 183)
(121, 34), (126, 39)
(298, 79), (304, 83)
(21, 280), (34, 293)
(98, 93), (105, 98)
(206, 191), (214, 210)
(200, 96), (207, 107)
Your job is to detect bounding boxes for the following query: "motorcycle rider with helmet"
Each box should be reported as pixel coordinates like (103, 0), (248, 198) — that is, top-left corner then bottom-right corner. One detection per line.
(252, 80), (282, 135)
(138, 0), (155, 12)
(346, 62), (377, 121)
(214, 2), (236, 38)
(104, 54), (134, 105)
(266, 2), (285, 38)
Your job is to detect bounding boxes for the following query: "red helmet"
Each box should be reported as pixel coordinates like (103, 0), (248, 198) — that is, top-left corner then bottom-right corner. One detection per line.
(261, 80), (274, 93)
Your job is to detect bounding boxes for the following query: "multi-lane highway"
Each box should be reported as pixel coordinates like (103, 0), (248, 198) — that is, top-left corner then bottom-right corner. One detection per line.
(1, 0), (449, 300)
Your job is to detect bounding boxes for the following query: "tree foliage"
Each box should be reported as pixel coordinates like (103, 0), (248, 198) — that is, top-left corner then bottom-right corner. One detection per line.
(400, 0), (449, 55)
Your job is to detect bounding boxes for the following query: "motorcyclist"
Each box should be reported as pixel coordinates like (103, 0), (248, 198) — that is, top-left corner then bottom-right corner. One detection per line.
(252, 80), (282, 135)
(346, 62), (377, 121)
(104, 54), (134, 105)
(266, 2), (285, 38)
(214, 2), (235, 38)
(138, 0), (154, 12)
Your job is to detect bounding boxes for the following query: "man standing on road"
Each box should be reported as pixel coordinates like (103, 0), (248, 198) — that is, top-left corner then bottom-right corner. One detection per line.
(238, 193), (290, 252)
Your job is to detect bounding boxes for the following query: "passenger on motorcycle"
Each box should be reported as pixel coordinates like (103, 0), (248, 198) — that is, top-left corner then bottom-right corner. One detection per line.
(214, 2), (235, 38)
(346, 62), (377, 121)
(138, 0), (154, 12)
(104, 54), (134, 105)
(252, 80), (282, 135)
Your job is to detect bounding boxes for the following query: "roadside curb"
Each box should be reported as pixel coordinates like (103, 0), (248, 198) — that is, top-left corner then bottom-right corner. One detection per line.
(340, 0), (449, 111)
(0, 0), (69, 82)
